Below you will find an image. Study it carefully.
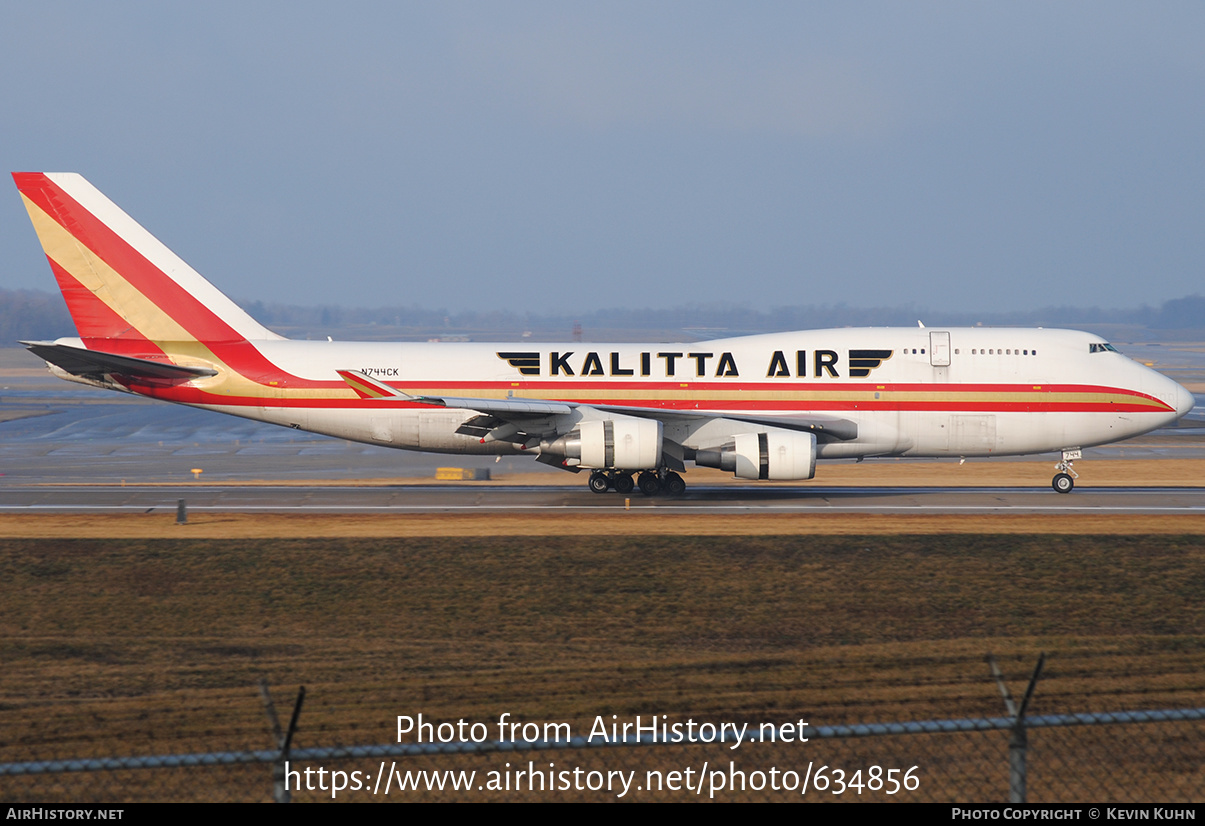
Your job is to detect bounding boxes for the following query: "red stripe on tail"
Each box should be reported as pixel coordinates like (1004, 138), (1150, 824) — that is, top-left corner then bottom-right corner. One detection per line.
(15, 173), (247, 344)
(46, 259), (167, 358)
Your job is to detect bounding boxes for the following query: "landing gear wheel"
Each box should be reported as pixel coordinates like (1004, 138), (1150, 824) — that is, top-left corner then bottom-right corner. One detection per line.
(663, 472), (686, 497)
(612, 473), (634, 494)
(588, 472), (611, 494)
(637, 471), (661, 496)
(1052, 449), (1080, 494)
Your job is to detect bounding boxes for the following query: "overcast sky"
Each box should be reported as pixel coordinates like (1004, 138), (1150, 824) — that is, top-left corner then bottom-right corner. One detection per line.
(3, 2), (1203, 317)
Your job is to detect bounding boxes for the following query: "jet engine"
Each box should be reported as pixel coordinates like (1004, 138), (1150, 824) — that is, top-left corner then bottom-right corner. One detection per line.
(540, 418), (663, 470)
(695, 431), (817, 480)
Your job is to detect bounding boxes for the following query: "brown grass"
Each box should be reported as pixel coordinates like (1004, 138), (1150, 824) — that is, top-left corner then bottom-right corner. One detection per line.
(3, 511), (1205, 539)
(2, 534), (1203, 802)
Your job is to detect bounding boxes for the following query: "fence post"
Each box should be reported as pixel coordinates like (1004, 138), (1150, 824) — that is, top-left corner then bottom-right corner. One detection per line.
(988, 652), (1045, 804)
(260, 680), (306, 803)
(1008, 719), (1028, 802)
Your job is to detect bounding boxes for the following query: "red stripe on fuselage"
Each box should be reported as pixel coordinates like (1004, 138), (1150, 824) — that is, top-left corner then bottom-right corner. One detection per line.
(124, 383), (1170, 415)
(118, 375), (1176, 396)
(342, 378), (1161, 397)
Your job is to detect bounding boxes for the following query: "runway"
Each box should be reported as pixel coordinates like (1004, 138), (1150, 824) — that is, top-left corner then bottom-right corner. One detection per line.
(5, 483), (1205, 514)
(3, 348), (1203, 516)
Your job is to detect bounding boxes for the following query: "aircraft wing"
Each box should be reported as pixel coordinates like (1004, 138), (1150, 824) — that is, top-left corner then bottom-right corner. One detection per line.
(23, 341), (218, 380)
(590, 404), (859, 442)
(337, 370), (857, 442)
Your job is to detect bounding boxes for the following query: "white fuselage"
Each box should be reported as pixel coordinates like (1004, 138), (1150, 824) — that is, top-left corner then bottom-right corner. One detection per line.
(150, 326), (1191, 463)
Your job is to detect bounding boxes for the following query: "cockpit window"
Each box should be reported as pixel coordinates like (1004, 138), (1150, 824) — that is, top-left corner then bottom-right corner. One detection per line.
(1089, 342), (1119, 353)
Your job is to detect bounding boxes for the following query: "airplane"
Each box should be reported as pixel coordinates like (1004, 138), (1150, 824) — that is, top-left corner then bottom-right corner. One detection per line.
(12, 172), (1196, 496)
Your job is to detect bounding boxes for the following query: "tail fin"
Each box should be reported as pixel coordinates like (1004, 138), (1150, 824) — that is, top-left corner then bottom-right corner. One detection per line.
(12, 172), (283, 353)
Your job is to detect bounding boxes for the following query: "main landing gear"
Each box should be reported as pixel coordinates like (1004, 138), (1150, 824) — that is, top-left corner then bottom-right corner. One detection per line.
(588, 469), (686, 497)
(1051, 449), (1081, 494)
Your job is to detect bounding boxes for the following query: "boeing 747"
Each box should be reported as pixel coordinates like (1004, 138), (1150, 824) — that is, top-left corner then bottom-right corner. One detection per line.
(13, 172), (1195, 495)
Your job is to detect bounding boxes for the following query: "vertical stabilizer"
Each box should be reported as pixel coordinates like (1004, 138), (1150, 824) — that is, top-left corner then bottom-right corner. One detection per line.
(13, 172), (283, 350)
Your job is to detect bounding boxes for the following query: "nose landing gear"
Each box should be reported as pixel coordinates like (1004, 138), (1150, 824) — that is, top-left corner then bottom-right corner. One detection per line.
(1051, 449), (1081, 494)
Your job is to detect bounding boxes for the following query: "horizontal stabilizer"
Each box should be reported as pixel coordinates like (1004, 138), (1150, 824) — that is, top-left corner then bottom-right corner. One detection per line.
(22, 341), (217, 380)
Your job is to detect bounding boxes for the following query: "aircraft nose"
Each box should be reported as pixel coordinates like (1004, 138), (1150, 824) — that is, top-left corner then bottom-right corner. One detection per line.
(1174, 381), (1196, 418)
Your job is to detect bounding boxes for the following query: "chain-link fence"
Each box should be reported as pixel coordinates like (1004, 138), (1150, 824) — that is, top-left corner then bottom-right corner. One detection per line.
(6, 531), (1205, 804)
(3, 705), (1202, 803)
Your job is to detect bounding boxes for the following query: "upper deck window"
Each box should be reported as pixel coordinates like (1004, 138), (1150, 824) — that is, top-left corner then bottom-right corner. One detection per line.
(1089, 342), (1119, 353)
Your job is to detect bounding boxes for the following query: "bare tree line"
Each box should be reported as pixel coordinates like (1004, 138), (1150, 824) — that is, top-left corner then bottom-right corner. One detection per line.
(2, 288), (1201, 346)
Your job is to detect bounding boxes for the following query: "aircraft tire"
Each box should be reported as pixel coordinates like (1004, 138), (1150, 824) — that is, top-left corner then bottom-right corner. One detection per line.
(663, 472), (686, 497)
(1052, 472), (1075, 494)
(612, 474), (635, 494)
(637, 472), (661, 496)
(588, 472), (611, 494)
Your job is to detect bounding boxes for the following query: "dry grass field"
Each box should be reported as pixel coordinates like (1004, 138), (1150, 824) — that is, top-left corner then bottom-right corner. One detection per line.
(4, 510), (1205, 539)
(2, 527), (1203, 801)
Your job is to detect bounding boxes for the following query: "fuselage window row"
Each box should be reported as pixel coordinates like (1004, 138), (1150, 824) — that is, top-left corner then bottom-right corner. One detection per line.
(967, 349), (1038, 356)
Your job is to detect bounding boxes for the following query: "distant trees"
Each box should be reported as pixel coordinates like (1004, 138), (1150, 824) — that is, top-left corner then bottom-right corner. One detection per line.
(1152, 295), (1205, 329)
(0, 288), (1201, 345)
(0, 290), (71, 344)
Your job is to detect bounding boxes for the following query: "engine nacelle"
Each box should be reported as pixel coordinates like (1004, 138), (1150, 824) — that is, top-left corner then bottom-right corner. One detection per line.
(695, 431), (817, 480)
(541, 418), (663, 470)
